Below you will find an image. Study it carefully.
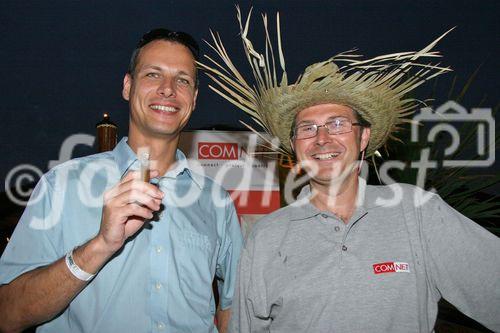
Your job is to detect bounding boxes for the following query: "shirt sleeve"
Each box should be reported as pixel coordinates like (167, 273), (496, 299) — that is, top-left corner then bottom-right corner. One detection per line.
(215, 192), (244, 310)
(0, 172), (62, 284)
(229, 226), (273, 333)
(419, 194), (500, 331)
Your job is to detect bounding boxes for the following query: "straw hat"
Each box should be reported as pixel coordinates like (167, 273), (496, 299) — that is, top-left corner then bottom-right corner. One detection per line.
(198, 7), (451, 157)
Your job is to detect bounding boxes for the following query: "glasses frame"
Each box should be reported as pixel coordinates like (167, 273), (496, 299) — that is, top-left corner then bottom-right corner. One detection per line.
(294, 117), (363, 140)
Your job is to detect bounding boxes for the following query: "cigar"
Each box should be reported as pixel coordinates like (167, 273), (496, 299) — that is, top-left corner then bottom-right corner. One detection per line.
(139, 148), (150, 183)
(137, 147), (155, 228)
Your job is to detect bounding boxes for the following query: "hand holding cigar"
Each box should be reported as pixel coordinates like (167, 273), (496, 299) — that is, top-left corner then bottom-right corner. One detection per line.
(139, 148), (151, 183)
(136, 147), (164, 226)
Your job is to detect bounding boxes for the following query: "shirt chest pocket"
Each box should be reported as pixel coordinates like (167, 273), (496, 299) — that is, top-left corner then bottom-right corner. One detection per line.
(178, 230), (212, 252)
(176, 230), (215, 312)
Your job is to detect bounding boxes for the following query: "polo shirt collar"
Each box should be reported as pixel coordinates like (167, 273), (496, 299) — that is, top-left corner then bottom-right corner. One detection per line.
(289, 177), (372, 221)
(111, 137), (202, 189)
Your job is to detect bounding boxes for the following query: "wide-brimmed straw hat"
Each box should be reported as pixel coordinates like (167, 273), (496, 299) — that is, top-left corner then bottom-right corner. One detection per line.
(198, 7), (451, 157)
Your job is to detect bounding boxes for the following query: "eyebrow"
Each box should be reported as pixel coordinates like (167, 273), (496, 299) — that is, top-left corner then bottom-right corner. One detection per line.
(177, 70), (195, 78)
(296, 116), (349, 126)
(138, 65), (195, 77)
(296, 120), (315, 127)
(139, 65), (162, 72)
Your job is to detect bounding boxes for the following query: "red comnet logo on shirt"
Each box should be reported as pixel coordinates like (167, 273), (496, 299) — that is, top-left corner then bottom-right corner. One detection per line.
(373, 262), (410, 274)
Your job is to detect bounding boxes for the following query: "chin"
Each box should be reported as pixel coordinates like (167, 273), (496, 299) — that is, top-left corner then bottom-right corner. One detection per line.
(312, 167), (357, 185)
(148, 122), (183, 135)
(310, 164), (344, 179)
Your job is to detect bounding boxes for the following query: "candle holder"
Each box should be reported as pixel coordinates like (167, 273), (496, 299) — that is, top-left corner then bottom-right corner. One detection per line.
(96, 113), (117, 152)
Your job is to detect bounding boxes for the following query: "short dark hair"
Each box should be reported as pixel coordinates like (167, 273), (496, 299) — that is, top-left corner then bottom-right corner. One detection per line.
(128, 28), (200, 77)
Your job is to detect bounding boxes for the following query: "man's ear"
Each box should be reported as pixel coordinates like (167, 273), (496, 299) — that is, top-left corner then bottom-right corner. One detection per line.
(192, 88), (199, 111)
(360, 126), (371, 152)
(122, 73), (132, 101)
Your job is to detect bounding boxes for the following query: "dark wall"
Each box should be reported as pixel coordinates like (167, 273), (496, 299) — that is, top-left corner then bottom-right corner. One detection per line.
(1, 0), (498, 196)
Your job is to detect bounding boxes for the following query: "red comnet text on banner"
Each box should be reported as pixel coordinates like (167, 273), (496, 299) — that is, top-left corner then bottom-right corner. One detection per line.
(198, 142), (238, 160)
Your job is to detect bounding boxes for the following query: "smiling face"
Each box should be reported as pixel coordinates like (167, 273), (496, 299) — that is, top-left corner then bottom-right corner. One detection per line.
(123, 40), (198, 142)
(292, 103), (371, 188)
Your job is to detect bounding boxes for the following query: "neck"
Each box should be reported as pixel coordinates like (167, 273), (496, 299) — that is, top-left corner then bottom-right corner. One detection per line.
(128, 132), (179, 176)
(309, 173), (359, 224)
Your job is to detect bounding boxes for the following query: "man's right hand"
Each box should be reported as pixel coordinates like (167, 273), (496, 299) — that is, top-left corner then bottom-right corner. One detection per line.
(0, 170), (166, 332)
(97, 170), (164, 253)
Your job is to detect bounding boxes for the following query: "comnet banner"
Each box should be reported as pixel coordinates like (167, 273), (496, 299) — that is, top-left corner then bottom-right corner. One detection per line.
(179, 130), (280, 236)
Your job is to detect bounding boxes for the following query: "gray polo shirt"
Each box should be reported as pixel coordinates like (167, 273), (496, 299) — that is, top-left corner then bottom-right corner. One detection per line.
(230, 180), (500, 332)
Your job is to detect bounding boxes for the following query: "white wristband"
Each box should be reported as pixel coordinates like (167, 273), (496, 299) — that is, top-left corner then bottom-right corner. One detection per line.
(65, 248), (95, 281)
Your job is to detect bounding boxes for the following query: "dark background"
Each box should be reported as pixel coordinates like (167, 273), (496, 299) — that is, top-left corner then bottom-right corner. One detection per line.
(1, 0), (498, 200)
(0, 2), (498, 331)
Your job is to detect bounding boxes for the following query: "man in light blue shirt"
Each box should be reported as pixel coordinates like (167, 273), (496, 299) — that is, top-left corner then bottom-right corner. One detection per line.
(0, 28), (243, 333)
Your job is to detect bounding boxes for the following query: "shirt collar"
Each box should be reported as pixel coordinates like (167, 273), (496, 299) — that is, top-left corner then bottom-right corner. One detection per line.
(112, 137), (137, 177)
(162, 149), (203, 190)
(111, 137), (202, 189)
(289, 177), (373, 221)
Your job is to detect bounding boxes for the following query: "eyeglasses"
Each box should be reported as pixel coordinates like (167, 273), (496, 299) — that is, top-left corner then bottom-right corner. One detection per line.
(294, 117), (363, 140)
(138, 28), (200, 60)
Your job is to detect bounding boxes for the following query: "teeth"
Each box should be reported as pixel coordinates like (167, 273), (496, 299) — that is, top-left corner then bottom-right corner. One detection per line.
(313, 152), (339, 160)
(150, 105), (177, 112)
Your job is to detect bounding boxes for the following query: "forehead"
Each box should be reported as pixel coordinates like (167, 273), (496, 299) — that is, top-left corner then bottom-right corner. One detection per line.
(296, 103), (356, 123)
(135, 40), (196, 75)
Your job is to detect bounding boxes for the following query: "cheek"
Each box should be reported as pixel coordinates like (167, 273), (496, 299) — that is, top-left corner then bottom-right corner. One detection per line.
(337, 133), (359, 150)
(178, 91), (196, 108)
(177, 84), (196, 96)
(293, 142), (311, 161)
(131, 83), (152, 101)
(347, 141), (362, 157)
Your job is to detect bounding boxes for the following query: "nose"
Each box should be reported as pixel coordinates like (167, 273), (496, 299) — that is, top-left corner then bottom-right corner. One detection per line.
(314, 125), (331, 146)
(157, 78), (176, 97)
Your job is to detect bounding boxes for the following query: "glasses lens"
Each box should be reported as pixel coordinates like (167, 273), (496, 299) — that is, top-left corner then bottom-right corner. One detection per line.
(295, 118), (357, 139)
(326, 118), (352, 135)
(295, 124), (317, 139)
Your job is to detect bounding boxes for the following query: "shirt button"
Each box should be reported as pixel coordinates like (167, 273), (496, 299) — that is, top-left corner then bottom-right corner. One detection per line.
(156, 246), (163, 253)
(342, 245), (348, 251)
(334, 226), (340, 232)
(155, 282), (162, 290)
(321, 213), (328, 218)
(157, 322), (165, 330)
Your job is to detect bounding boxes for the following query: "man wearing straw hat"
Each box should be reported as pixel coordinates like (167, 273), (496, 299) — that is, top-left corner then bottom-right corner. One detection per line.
(200, 8), (500, 333)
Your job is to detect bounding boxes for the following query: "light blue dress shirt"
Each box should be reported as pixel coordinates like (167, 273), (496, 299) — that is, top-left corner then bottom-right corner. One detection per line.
(0, 138), (243, 333)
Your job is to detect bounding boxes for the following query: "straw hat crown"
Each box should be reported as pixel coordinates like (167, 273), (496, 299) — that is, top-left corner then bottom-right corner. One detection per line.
(199, 7), (451, 157)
